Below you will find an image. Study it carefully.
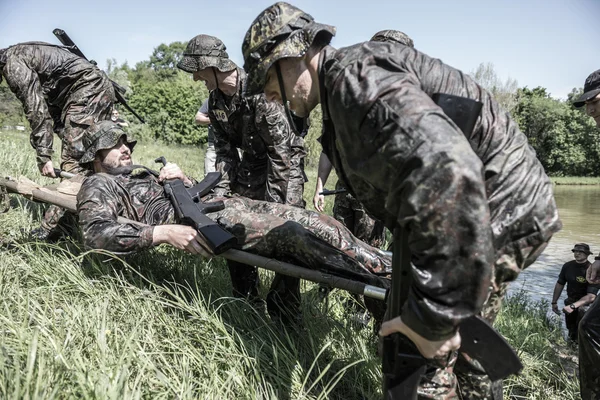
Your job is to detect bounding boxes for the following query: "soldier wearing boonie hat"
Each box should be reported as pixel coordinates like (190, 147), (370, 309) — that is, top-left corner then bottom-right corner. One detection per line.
(79, 120), (137, 166)
(177, 33), (307, 325)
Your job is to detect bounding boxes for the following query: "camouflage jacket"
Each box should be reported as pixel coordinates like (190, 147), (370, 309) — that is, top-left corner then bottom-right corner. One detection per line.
(208, 68), (306, 205)
(318, 43), (562, 340)
(77, 169), (390, 287)
(1, 42), (115, 165)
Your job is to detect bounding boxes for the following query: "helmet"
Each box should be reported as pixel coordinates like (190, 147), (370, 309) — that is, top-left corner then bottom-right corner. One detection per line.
(242, 2), (336, 95)
(370, 30), (414, 48)
(177, 34), (237, 74)
(79, 121), (136, 165)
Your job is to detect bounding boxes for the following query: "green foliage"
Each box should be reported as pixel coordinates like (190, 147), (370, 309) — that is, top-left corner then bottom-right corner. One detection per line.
(0, 80), (26, 127)
(305, 105), (323, 168)
(513, 87), (600, 176)
(0, 132), (581, 399)
(127, 71), (208, 145)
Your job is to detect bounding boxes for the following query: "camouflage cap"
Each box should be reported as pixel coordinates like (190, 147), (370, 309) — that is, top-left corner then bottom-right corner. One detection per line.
(177, 35), (237, 74)
(79, 121), (137, 165)
(371, 30), (414, 48)
(242, 2), (336, 95)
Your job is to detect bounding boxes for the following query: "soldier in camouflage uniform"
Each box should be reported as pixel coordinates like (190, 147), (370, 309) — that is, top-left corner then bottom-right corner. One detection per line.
(76, 121), (391, 314)
(242, 3), (562, 399)
(314, 30), (414, 250)
(177, 35), (308, 323)
(0, 42), (115, 239)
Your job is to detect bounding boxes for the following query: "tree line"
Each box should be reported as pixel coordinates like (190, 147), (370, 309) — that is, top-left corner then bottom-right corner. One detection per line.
(1, 43), (598, 176)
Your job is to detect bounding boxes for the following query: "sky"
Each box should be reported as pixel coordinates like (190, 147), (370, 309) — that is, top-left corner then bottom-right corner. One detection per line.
(0, 0), (598, 100)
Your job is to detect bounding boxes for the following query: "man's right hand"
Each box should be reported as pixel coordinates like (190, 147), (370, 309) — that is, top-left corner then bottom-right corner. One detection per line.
(551, 303), (560, 315)
(588, 260), (600, 284)
(40, 161), (57, 178)
(153, 225), (214, 258)
(379, 315), (461, 360)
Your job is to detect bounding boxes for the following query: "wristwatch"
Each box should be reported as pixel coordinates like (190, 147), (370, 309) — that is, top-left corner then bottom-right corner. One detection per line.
(570, 304), (578, 310)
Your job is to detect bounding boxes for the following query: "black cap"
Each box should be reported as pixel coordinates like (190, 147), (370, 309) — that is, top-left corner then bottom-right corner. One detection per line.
(572, 243), (592, 255)
(574, 69), (600, 108)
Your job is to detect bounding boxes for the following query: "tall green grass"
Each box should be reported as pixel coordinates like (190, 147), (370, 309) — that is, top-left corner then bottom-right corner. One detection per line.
(0, 130), (579, 399)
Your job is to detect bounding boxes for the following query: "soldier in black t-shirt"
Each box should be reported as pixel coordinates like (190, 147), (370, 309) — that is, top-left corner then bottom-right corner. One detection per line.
(551, 243), (600, 341)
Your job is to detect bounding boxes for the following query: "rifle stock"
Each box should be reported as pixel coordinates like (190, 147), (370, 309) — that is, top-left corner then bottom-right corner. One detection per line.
(52, 28), (146, 124)
(382, 227), (522, 399)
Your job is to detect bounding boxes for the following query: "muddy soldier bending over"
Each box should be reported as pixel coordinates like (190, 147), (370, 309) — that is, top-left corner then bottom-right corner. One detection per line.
(177, 34), (307, 323)
(76, 121), (390, 319)
(242, 3), (561, 398)
(0, 42), (115, 240)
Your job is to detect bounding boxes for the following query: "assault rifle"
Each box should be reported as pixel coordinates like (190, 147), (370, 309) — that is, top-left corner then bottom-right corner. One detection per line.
(155, 156), (237, 255)
(52, 28), (146, 124)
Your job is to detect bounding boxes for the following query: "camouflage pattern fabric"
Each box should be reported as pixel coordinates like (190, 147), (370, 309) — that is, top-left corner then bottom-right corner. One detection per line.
(0, 42), (115, 168)
(333, 181), (385, 248)
(206, 67), (307, 315)
(79, 120), (137, 165)
(76, 168), (391, 300)
(177, 34), (237, 74)
(242, 2), (336, 96)
(370, 30), (415, 47)
(316, 42), (561, 339)
(209, 68), (306, 206)
(579, 295), (600, 399)
(315, 43), (560, 399)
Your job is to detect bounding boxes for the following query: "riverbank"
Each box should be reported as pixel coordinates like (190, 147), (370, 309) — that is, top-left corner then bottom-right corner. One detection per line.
(552, 176), (600, 185)
(0, 131), (581, 398)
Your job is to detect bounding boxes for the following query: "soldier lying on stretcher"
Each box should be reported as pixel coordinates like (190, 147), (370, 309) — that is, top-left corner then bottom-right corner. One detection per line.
(76, 121), (391, 322)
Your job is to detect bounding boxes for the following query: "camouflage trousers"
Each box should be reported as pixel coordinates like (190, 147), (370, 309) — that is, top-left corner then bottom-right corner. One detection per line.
(210, 195), (391, 321)
(41, 91), (113, 233)
(579, 295), (600, 400)
(225, 166), (309, 322)
(408, 237), (550, 400)
(333, 181), (385, 248)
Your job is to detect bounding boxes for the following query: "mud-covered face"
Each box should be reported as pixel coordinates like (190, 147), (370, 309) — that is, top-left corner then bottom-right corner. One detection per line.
(97, 137), (132, 170)
(585, 93), (600, 127)
(264, 58), (315, 118)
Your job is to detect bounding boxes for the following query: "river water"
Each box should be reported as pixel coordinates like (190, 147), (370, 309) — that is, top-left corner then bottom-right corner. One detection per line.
(511, 185), (600, 306)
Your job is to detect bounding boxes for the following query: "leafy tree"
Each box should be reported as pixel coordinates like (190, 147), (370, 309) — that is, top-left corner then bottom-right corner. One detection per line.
(127, 71), (208, 145)
(148, 42), (187, 78)
(513, 86), (600, 176)
(471, 62), (518, 113)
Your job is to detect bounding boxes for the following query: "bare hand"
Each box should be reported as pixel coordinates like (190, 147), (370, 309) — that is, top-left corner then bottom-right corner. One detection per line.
(552, 304), (559, 315)
(313, 181), (325, 212)
(40, 161), (56, 178)
(313, 191), (325, 212)
(563, 305), (575, 314)
(153, 225), (214, 258)
(158, 163), (192, 186)
(588, 260), (600, 284)
(379, 316), (461, 360)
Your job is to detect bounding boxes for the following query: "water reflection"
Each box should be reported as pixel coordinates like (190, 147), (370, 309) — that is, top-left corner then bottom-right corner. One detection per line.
(512, 185), (600, 305)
